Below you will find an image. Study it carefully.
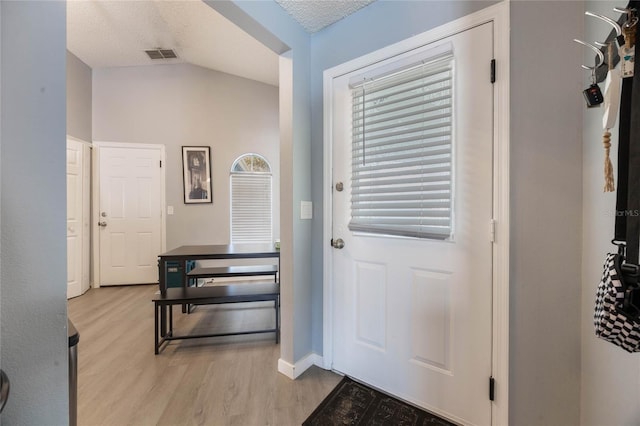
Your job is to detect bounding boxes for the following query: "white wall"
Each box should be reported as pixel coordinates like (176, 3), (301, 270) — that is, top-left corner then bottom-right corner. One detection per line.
(92, 63), (280, 249)
(67, 51), (92, 142)
(581, 1), (640, 424)
(1, 1), (68, 423)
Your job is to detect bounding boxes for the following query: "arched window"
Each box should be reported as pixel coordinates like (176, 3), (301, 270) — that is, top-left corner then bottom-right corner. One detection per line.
(230, 154), (272, 243)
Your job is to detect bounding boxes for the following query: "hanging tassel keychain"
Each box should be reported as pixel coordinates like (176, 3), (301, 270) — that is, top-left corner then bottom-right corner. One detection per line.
(602, 42), (621, 192)
(620, 11), (637, 78)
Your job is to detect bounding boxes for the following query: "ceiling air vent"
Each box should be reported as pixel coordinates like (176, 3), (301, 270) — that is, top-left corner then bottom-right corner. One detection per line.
(145, 49), (178, 60)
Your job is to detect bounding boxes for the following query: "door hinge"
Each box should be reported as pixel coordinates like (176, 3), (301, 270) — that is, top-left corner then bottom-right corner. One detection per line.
(490, 59), (496, 84)
(489, 376), (495, 401)
(489, 219), (496, 243)
(160, 160), (162, 168)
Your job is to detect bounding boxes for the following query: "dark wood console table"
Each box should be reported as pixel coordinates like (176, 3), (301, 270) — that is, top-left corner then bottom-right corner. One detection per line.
(156, 244), (280, 340)
(157, 244), (280, 293)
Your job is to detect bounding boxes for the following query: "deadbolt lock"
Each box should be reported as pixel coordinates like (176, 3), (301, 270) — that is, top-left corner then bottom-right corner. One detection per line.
(335, 182), (344, 192)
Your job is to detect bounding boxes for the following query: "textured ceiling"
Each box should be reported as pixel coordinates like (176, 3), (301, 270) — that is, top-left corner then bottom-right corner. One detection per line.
(67, 0), (280, 86)
(67, 1), (377, 85)
(276, 0), (375, 33)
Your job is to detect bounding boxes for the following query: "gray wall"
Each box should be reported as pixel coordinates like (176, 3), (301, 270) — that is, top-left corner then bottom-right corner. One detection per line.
(580, 1), (640, 424)
(67, 51), (92, 142)
(1, 1), (68, 424)
(311, 1), (584, 424)
(92, 63), (280, 249)
(510, 2), (583, 425)
(207, 0), (313, 364)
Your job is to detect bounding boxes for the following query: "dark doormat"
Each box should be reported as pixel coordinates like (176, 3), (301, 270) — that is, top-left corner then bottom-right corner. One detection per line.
(303, 376), (457, 425)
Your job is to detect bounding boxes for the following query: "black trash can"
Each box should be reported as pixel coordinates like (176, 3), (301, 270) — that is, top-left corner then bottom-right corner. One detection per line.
(68, 319), (79, 426)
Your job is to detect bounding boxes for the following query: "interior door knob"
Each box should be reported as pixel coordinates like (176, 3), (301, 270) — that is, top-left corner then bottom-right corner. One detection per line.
(332, 238), (345, 249)
(98, 221), (107, 227)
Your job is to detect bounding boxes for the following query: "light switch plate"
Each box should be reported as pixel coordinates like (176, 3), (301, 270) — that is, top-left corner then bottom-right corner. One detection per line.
(301, 201), (312, 219)
(167, 206), (174, 215)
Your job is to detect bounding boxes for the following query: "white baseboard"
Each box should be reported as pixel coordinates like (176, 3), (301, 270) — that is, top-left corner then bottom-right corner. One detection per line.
(278, 352), (325, 379)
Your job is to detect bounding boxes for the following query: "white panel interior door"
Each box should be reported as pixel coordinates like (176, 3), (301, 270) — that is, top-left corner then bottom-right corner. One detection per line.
(67, 139), (84, 299)
(98, 145), (162, 285)
(331, 23), (494, 425)
(81, 142), (91, 294)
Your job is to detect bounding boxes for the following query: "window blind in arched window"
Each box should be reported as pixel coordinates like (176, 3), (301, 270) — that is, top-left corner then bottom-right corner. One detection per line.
(230, 154), (272, 244)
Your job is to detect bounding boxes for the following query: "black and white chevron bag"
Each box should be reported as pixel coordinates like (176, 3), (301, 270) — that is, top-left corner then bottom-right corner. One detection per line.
(594, 252), (640, 352)
(595, 12), (640, 353)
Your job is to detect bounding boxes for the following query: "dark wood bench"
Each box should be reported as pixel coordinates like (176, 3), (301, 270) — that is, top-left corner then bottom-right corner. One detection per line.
(187, 265), (278, 283)
(153, 282), (280, 354)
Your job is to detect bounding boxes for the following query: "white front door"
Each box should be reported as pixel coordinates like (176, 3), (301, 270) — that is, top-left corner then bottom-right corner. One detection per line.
(96, 143), (164, 286)
(67, 138), (90, 298)
(330, 23), (494, 425)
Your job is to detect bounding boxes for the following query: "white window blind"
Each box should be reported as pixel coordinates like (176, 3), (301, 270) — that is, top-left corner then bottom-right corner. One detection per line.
(231, 173), (272, 243)
(349, 52), (454, 240)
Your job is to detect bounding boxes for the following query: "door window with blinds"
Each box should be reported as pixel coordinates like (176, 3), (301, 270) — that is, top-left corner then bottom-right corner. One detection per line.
(349, 47), (454, 240)
(230, 154), (272, 243)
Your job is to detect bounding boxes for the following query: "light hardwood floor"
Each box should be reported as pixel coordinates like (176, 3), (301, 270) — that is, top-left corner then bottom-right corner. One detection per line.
(68, 284), (342, 426)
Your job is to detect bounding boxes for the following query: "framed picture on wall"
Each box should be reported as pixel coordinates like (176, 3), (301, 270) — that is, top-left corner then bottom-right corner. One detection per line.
(182, 146), (212, 204)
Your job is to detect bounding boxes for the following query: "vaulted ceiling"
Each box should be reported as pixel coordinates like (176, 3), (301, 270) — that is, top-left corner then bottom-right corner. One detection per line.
(67, 0), (375, 87)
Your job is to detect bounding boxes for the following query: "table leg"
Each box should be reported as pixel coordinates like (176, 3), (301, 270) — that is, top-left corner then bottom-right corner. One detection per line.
(182, 259), (187, 289)
(275, 295), (280, 344)
(159, 258), (168, 293)
(154, 303), (159, 355)
(169, 304), (173, 335)
(159, 258), (167, 336)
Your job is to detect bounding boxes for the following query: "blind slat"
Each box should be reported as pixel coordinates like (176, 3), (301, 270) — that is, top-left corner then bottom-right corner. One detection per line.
(352, 184), (450, 196)
(352, 66), (450, 92)
(355, 166), (450, 181)
(352, 209), (450, 218)
(353, 94), (451, 122)
(353, 148), (450, 164)
(352, 193), (450, 203)
(353, 112), (451, 137)
(352, 121), (451, 144)
(349, 224), (450, 240)
(353, 87), (451, 116)
(352, 217), (450, 226)
(351, 133), (450, 153)
(352, 173), (450, 189)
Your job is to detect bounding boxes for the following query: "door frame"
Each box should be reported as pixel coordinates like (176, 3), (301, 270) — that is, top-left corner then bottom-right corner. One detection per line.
(91, 141), (167, 288)
(321, 3), (510, 425)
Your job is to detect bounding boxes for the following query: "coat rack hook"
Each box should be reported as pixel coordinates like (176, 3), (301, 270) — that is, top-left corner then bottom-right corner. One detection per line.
(586, 11), (622, 36)
(574, 39), (605, 70)
(613, 7), (638, 28)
